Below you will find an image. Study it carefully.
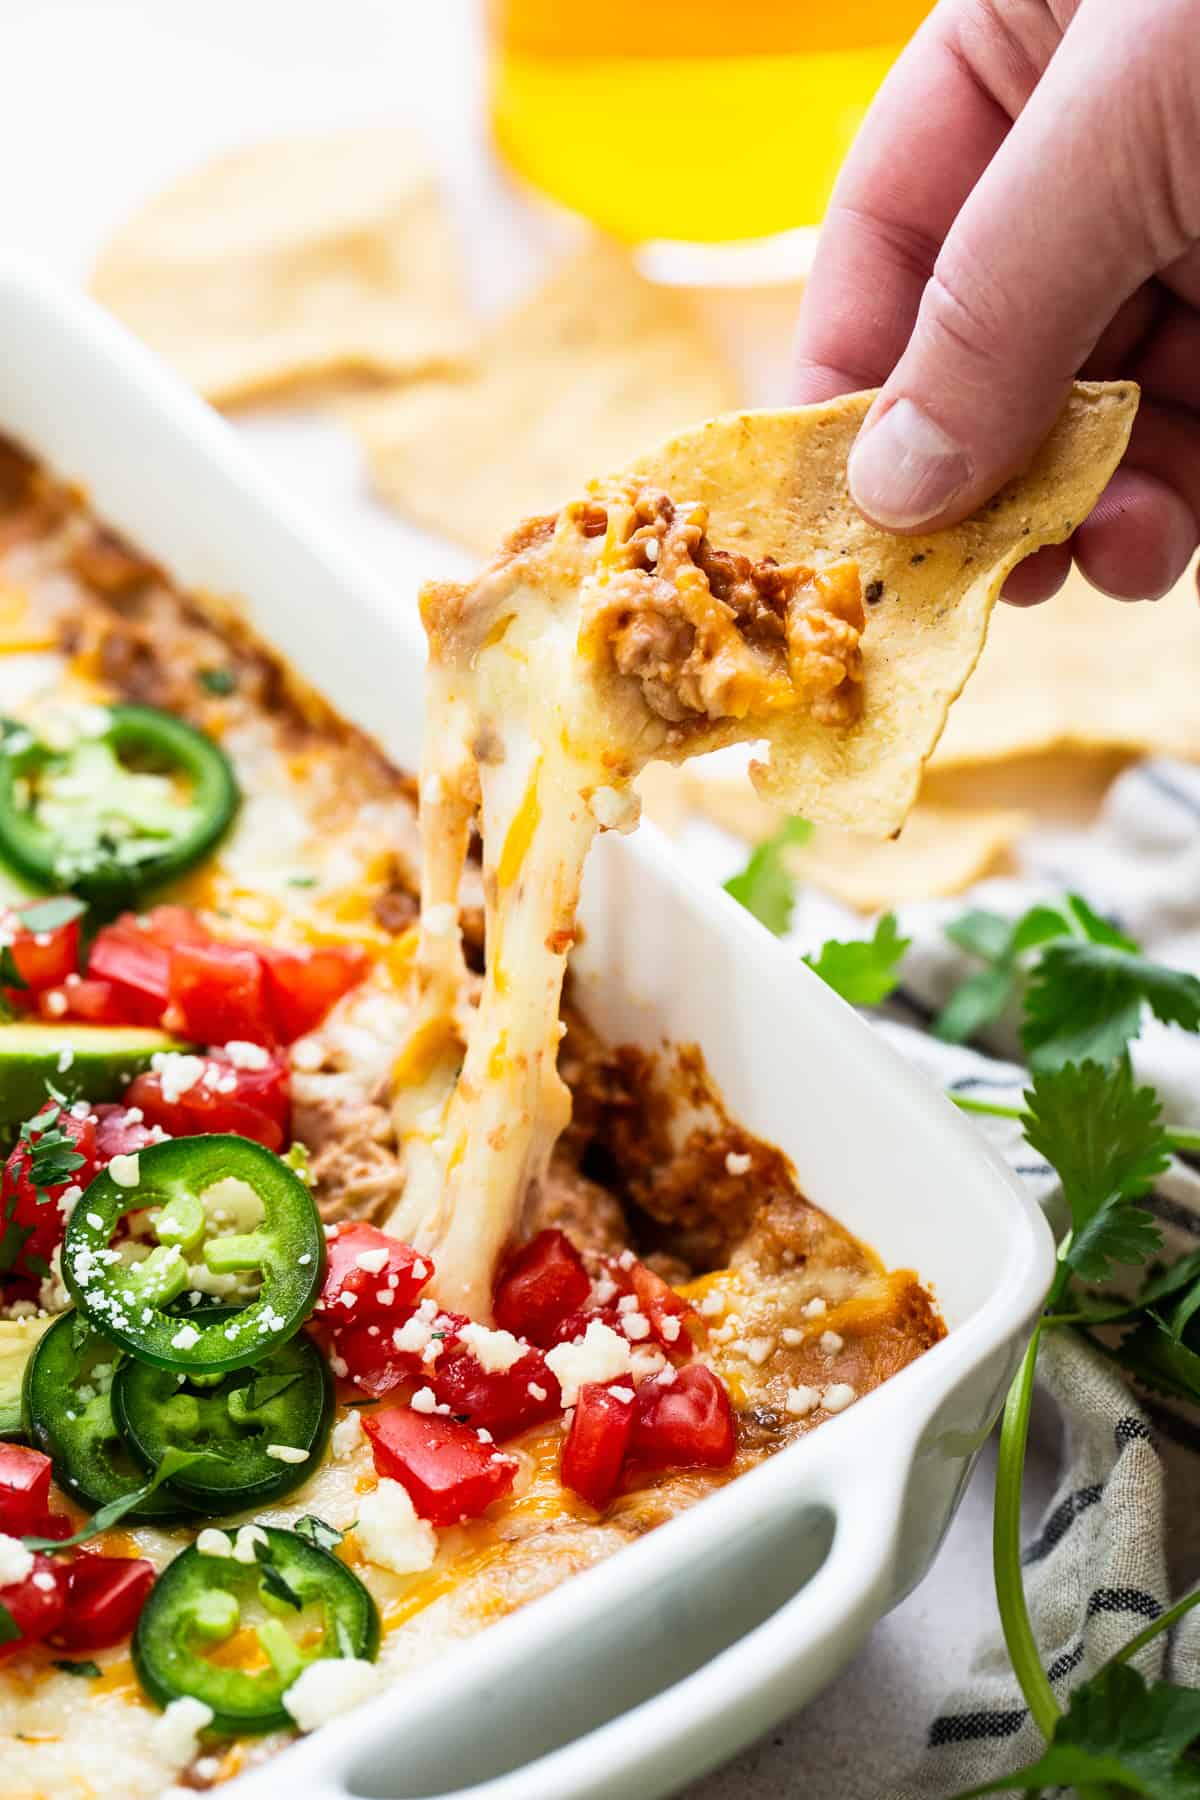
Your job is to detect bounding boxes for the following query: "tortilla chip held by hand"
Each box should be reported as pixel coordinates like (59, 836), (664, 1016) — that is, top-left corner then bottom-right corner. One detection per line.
(621, 380), (1138, 835)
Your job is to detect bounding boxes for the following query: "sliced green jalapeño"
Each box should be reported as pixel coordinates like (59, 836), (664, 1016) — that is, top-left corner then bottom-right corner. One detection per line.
(133, 1527), (379, 1734)
(113, 1310), (333, 1511)
(22, 1311), (190, 1521)
(0, 703), (238, 908)
(62, 1136), (324, 1373)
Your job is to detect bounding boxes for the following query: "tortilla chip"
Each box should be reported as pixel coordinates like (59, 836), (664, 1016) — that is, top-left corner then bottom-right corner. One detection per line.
(642, 767), (1023, 909)
(932, 560), (1200, 768)
(922, 750), (1133, 826)
(90, 127), (470, 407)
(621, 382), (1137, 834)
(788, 804), (1025, 910)
(348, 238), (738, 554)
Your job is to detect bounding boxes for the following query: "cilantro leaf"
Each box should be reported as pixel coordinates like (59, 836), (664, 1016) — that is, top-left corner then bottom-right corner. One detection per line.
(1023, 942), (1200, 1071)
(934, 894), (1135, 1048)
(934, 961), (1015, 1045)
(0, 1603), (19, 1646)
(722, 818), (812, 936)
(197, 666), (236, 696)
(254, 1542), (304, 1610)
(804, 913), (910, 1007)
(1022, 1061), (1170, 1283)
(1054, 893), (1140, 952)
(1108, 1318), (1200, 1408)
(241, 1371), (302, 1412)
(21, 1446), (209, 1552)
(954, 1664), (1200, 1797)
(19, 1102), (86, 1201)
(294, 1515), (344, 1553)
(944, 908), (1014, 963)
(934, 909), (1020, 1043)
(52, 1658), (101, 1678)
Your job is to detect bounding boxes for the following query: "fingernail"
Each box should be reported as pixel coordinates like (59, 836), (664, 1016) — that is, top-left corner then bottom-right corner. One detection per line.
(848, 399), (971, 529)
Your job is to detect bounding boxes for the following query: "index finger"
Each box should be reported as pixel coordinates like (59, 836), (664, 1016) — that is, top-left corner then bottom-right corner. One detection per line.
(791, 4), (1040, 402)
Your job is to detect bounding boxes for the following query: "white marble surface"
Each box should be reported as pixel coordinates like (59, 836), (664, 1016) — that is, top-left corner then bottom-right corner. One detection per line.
(0, 5), (1052, 1794)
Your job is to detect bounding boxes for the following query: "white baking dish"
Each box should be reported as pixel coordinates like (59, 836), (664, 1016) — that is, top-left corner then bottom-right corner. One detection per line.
(0, 261), (1055, 1800)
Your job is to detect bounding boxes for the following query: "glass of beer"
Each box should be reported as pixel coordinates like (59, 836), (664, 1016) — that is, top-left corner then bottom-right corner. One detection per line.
(487, 0), (934, 259)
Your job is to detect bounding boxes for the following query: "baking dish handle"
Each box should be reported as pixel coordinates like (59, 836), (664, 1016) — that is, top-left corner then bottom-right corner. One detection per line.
(243, 1433), (912, 1800)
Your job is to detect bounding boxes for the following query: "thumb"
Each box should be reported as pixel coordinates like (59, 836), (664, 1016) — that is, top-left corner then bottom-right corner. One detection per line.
(847, 1), (1198, 531)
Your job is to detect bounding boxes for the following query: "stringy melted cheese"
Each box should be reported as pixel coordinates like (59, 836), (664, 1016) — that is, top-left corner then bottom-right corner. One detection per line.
(385, 485), (865, 1315)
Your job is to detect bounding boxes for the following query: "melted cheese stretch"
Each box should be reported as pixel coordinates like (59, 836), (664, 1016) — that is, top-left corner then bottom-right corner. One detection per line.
(385, 495), (863, 1315)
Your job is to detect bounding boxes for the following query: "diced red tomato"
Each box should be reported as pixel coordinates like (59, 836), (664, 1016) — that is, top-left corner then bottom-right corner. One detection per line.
(430, 1343), (561, 1441)
(34, 1512), (77, 1543)
(260, 945), (369, 1045)
(363, 1406), (516, 1525)
(316, 1224), (433, 1326)
(53, 1554), (154, 1651)
(542, 1304), (623, 1348)
(87, 920), (172, 1026)
(123, 1049), (290, 1152)
(69, 902), (368, 1044)
(629, 1262), (702, 1356)
(1, 1108), (97, 1281)
(167, 941), (274, 1047)
(630, 1365), (736, 1471)
(492, 1229), (591, 1347)
(560, 1381), (637, 1510)
(36, 977), (124, 1026)
(1, 906), (81, 994)
(332, 1302), (468, 1399)
(327, 1320), (409, 1398)
(138, 906), (212, 950)
(0, 1445), (52, 1537)
(0, 1553), (68, 1658)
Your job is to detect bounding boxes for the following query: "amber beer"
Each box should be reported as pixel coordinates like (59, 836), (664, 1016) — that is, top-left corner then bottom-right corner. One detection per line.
(488, 0), (934, 244)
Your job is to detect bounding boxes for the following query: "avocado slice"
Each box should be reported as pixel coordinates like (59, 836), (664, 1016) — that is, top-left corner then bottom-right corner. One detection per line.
(0, 1313), (51, 1439)
(0, 1022), (190, 1139)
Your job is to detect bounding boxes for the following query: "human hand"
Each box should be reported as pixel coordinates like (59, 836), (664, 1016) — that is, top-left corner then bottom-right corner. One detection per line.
(792, 0), (1200, 603)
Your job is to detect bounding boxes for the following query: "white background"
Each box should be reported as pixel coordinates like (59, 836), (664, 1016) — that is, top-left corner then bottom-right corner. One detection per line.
(0, 4), (1054, 1794)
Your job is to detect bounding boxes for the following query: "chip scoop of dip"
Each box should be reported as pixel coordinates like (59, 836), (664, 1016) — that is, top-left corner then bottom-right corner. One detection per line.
(387, 380), (1138, 1316)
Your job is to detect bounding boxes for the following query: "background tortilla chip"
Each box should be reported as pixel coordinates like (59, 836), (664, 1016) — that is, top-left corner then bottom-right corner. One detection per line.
(90, 127), (470, 406)
(622, 383), (1138, 835)
(641, 767), (1024, 910)
(347, 238), (739, 554)
(933, 560), (1200, 768)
